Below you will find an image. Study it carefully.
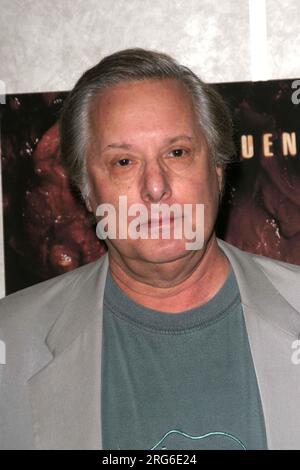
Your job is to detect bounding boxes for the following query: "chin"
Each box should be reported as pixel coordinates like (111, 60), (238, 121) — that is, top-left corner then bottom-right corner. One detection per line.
(131, 238), (193, 264)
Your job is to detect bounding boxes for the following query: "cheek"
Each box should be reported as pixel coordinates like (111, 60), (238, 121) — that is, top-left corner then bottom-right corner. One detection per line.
(199, 162), (220, 198)
(88, 175), (115, 212)
(90, 174), (138, 211)
(177, 169), (219, 204)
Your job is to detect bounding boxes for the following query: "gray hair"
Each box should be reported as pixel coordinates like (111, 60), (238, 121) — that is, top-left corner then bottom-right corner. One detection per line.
(59, 48), (236, 202)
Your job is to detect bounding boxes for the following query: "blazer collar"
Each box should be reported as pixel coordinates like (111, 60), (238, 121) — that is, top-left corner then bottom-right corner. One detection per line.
(217, 239), (300, 338)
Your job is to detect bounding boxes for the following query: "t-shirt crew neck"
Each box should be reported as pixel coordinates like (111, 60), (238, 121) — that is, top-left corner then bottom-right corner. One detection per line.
(104, 267), (240, 334)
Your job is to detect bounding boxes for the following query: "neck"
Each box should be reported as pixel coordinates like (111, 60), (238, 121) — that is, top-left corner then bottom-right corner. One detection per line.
(107, 235), (231, 313)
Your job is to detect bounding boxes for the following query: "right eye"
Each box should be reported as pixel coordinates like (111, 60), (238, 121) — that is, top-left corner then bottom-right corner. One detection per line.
(115, 158), (131, 167)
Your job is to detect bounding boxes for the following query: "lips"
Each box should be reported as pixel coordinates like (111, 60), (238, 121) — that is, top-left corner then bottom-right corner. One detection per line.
(136, 214), (176, 231)
(150, 215), (174, 224)
(142, 214), (176, 227)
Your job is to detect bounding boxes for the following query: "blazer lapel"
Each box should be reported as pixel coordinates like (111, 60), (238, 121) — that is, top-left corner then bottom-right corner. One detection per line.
(218, 239), (300, 449)
(218, 239), (300, 336)
(27, 253), (109, 449)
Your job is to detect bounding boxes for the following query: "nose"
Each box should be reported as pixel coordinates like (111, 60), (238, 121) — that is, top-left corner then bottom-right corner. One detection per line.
(140, 160), (172, 204)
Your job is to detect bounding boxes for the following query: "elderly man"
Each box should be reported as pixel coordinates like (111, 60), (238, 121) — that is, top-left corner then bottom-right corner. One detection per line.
(0, 49), (300, 450)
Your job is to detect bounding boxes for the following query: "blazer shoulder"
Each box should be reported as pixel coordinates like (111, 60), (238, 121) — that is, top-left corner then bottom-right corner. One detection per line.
(246, 251), (300, 312)
(251, 251), (300, 280)
(221, 238), (300, 282)
(0, 257), (104, 332)
(218, 240), (300, 317)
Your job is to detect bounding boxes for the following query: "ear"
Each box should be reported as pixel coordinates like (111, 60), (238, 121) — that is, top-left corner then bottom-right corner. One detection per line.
(215, 165), (223, 193)
(85, 197), (93, 213)
(80, 190), (93, 213)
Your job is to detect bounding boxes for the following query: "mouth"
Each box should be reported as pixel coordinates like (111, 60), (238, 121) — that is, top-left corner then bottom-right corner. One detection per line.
(139, 214), (176, 229)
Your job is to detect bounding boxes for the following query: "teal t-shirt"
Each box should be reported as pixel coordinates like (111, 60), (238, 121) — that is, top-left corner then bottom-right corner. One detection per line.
(101, 267), (268, 450)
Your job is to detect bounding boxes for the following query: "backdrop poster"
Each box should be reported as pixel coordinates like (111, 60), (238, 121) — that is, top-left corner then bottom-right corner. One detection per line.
(1, 79), (300, 295)
(215, 80), (300, 265)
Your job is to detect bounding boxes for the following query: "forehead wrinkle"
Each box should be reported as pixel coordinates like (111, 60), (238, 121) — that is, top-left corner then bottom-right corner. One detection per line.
(102, 135), (195, 153)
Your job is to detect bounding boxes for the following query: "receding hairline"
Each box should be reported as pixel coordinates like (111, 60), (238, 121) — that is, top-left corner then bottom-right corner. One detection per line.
(87, 76), (197, 116)
(86, 76), (208, 155)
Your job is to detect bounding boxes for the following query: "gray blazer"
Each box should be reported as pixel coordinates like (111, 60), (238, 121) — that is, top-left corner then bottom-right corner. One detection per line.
(0, 239), (300, 449)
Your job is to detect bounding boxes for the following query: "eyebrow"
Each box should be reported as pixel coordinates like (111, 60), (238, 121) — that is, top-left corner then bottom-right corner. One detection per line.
(102, 135), (194, 152)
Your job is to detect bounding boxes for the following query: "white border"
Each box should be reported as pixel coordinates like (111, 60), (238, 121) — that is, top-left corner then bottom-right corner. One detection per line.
(0, 98), (6, 299)
(249, 0), (269, 81)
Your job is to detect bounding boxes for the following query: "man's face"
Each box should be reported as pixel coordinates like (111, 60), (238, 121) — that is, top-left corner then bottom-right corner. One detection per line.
(86, 78), (222, 263)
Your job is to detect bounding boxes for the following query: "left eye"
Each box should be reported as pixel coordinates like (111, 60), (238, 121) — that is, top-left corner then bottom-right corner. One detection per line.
(169, 148), (186, 158)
